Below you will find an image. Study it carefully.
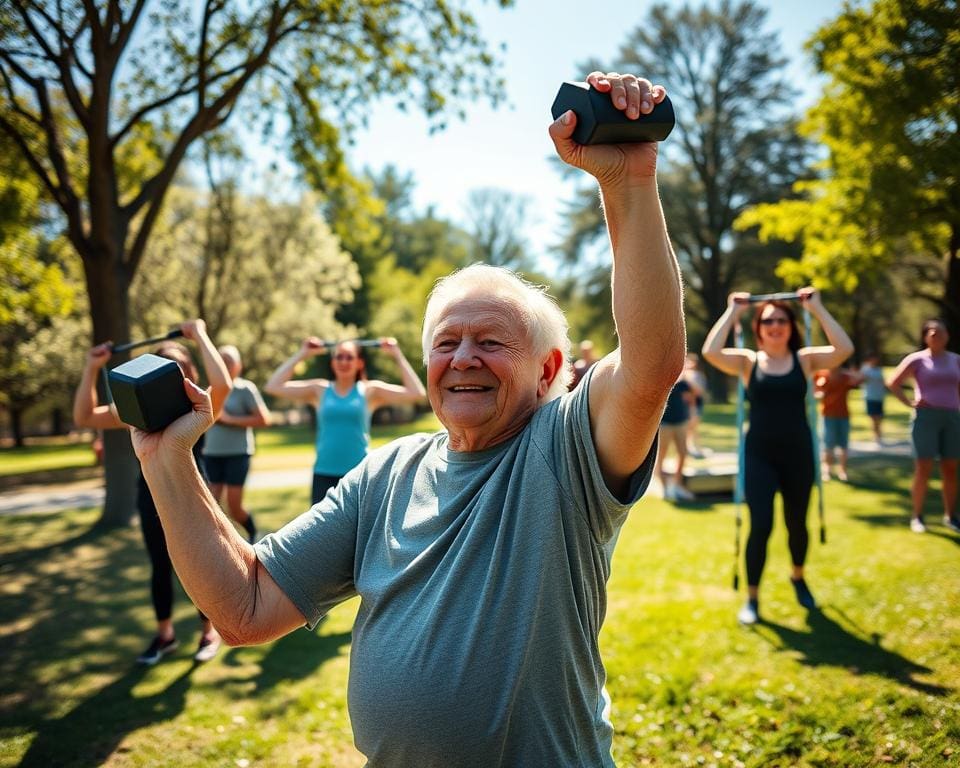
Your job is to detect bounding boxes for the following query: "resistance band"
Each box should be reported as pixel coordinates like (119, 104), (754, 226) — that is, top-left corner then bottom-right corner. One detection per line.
(732, 320), (746, 591)
(803, 305), (827, 544)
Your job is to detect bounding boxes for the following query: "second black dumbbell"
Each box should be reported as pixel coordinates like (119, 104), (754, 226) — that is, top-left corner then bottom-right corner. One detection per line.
(551, 81), (675, 144)
(108, 353), (193, 432)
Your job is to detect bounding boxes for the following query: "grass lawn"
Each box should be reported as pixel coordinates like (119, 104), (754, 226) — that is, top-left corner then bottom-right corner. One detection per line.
(2, 433), (959, 766)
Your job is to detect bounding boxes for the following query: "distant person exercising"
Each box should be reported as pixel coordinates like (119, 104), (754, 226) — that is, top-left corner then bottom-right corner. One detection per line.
(265, 337), (426, 504)
(73, 320), (231, 664)
(887, 319), (960, 534)
(569, 340), (599, 390)
(702, 289), (853, 624)
(813, 364), (861, 482)
(858, 353), (887, 447)
(203, 345), (271, 543)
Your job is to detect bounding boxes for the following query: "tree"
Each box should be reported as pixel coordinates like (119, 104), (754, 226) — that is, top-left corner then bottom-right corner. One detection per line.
(131, 185), (361, 386)
(735, 0), (960, 352)
(0, 136), (86, 445)
(463, 187), (533, 271)
(0, 0), (510, 524)
(553, 1), (811, 398)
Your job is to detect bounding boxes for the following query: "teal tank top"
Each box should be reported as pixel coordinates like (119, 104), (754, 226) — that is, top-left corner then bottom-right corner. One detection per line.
(313, 382), (371, 476)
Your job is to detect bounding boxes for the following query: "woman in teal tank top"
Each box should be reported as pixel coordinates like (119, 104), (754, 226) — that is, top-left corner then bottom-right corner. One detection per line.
(266, 337), (427, 504)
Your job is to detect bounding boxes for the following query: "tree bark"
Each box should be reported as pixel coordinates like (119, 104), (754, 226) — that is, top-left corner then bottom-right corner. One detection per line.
(81, 244), (139, 528)
(945, 224), (960, 354)
(11, 408), (24, 448)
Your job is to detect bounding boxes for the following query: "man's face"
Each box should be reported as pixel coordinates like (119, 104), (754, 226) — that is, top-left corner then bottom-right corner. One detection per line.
(427, 295), (550, 450)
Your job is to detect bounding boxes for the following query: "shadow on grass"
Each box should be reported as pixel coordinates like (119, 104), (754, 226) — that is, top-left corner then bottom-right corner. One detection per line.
(0, 516), (197, 766)
(16, 664), (195, 768)
(220, 626), (353, 694)
(756, 606), (949, 697)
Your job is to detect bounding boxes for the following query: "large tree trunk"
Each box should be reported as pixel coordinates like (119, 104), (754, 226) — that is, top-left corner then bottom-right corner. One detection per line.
(11, 408), (25, 448)
(945, 225), (960, 354)
(81, 246), (139, 528)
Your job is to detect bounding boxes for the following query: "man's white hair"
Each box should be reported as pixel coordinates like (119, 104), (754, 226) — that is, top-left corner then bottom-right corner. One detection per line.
(421, 264), (573, 401)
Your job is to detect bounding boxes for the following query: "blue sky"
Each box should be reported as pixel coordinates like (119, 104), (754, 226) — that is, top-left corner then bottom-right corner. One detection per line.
(294, 0), (846, 272)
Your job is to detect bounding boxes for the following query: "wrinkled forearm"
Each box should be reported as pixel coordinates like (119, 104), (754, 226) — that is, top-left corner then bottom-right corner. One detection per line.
(140, 448), (260, 641)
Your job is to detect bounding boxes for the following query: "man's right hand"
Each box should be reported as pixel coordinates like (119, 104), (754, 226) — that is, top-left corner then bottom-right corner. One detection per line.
(131, 378), (214, 464)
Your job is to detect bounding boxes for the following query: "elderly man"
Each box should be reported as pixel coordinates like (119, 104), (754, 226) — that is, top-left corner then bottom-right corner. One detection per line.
(133, 71), (685, 767)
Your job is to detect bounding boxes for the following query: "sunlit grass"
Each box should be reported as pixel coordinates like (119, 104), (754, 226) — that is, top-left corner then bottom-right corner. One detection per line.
(2, 448), (958, 767)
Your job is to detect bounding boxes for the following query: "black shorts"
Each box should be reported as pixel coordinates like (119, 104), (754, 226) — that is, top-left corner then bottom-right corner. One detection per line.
(204, 454), (251, 486)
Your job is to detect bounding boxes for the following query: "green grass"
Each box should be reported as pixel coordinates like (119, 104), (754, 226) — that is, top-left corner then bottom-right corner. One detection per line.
(1, 441), (958, 766)
(0, 412), (443, 480)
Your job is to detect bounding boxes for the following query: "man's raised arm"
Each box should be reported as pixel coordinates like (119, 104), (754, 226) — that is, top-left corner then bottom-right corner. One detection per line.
(549, 71), (685, 494)
(133, 379), (306, 646)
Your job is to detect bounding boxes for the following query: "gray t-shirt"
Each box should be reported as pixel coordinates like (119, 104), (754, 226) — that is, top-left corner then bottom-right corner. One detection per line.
(203, 377), (265, 456)
(255, 374), (654, 767)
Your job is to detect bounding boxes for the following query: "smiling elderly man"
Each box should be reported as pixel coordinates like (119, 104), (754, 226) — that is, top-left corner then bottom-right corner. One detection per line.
(132, 70), (686, 767)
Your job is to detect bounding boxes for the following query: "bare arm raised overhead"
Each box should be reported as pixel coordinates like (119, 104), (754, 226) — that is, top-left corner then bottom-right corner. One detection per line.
(549, 71), (686, 496)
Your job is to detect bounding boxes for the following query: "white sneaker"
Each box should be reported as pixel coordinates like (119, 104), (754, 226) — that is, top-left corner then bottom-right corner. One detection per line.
(737, 600), (759, 625)
(194, 633), (221, 663)
(910, 518), (926, 533)
(673, 485), (696, 502)
(663, 483), (678, 502)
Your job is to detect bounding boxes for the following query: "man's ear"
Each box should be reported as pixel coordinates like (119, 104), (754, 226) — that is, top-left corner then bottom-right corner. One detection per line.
(537, 348), (565, 399)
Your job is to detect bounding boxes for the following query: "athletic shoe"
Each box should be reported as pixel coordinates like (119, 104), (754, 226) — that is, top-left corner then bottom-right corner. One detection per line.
(737, 599), (759, 625)
(663, 483), (678, 502)
(673, 485), (696, 502)
(194, 633), (221, 663)
(910, 517), (926, 533)
(836, 469), (848, 482)
(790, 578), (817, 609)
(242, 516), (257, 544)
(137, 635), (178, 665)
(943, 516), (960, 534)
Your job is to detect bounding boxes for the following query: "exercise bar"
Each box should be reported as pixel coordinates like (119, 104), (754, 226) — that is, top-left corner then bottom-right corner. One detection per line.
(746, 292), (802, 304)
(111, 329), (185, 354)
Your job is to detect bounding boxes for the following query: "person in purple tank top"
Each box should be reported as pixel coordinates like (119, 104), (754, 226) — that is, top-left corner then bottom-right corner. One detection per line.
(266, 337), (426, 505)
(887, 319), (960, 533)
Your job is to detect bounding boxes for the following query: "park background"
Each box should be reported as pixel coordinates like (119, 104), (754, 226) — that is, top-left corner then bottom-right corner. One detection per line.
(1, 0), (959, 765)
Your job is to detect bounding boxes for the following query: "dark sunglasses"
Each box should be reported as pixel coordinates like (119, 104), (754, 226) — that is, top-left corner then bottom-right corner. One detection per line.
(759, 317), (790, 326)
(333, 354), (357, 362)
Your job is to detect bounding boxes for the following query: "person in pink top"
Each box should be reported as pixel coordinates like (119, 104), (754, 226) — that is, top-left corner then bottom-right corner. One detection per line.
(887, 319), (960, 533)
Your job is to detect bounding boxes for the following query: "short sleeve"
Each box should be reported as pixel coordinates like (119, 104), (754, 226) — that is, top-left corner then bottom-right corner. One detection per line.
(254, 475), (361, 629)
(545, 366), (656, 543)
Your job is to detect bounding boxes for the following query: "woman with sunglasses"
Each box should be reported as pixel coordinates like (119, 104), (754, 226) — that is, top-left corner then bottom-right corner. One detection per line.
(702, 288), (853, 624)
(887, 319), (960, 534)
(266, 337), (426, 504)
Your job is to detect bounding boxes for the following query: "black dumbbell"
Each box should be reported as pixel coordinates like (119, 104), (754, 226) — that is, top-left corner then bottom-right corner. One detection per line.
(107, 353), (192, 432)
(551, 81), (675, 144)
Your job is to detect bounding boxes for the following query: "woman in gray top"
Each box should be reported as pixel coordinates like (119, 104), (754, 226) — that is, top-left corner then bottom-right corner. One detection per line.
(203, 345), (271, 542)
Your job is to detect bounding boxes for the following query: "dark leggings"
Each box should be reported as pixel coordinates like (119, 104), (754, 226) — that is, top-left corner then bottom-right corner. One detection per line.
(138, 481), (205, 624)
(743, 440), (814, 587)
(311, 473), (343, 506)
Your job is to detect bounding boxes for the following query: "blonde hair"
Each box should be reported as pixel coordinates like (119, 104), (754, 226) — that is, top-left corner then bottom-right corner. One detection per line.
(422, 264), (573, 401)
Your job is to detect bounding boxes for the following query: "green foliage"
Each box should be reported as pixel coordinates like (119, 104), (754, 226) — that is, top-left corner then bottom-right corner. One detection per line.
(0, 143), (88, 440)
(554, 1), (810, 376)
(735, 0), (960, 349)
(131, 185), (361, 385)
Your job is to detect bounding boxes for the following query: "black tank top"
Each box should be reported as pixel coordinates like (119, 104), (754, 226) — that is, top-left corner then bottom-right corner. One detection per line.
(746, 352), (811, 446)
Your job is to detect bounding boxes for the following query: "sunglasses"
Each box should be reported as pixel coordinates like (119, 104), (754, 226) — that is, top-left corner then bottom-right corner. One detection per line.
(759, 317), (790, 326)
(333, 354), (357, 362)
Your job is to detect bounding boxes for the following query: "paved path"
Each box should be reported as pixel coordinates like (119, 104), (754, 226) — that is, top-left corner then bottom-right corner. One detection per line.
(0, 468), (313, 516)
(0, 439), (913, 516)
